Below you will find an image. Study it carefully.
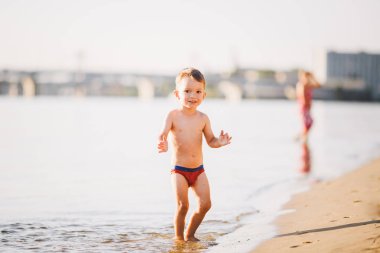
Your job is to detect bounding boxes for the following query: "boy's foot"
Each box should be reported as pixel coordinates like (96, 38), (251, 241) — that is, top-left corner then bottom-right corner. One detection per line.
(185, 236), (200, 242)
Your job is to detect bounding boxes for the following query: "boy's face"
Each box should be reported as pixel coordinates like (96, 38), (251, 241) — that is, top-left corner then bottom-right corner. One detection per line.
(174, 77), (206, 109)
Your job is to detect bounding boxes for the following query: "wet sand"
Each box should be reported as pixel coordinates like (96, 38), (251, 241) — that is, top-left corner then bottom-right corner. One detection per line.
(251, 158), (380, 253)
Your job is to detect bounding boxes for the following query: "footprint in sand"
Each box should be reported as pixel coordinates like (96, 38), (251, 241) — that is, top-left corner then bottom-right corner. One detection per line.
(290, 241), (312, 249)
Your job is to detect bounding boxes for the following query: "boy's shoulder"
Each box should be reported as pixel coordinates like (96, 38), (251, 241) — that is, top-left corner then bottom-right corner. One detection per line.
(167, 109), (180, 117)
(166, 109), (182, 120)
(196, 110), (208, 118)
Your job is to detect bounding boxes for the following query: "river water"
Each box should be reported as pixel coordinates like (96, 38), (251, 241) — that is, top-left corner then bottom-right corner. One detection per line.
(1, 97), (379, 252)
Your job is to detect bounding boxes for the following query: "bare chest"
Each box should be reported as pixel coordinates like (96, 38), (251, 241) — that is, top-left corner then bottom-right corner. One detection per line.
(171, 117), (204, 137)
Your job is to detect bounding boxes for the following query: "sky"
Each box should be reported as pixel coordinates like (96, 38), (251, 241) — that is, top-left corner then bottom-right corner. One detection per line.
(0, 0), (379, 74)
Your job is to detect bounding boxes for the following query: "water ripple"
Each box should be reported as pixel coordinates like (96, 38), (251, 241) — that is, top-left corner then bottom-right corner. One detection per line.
(0, 221), (220, 252)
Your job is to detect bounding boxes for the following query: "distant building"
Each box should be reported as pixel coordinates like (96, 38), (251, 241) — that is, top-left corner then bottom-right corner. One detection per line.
(314, 51), (380, 100)
(0, 70), (35, 96)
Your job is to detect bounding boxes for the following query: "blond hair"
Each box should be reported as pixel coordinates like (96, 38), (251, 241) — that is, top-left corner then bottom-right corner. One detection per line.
(175, 67), (206, 87)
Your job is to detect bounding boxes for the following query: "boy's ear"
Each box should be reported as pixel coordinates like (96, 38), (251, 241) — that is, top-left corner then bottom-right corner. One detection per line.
(173, 89), (179, 99)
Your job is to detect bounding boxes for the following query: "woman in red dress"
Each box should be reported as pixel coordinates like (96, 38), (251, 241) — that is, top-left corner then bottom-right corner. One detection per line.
(296, 70), (320, 141)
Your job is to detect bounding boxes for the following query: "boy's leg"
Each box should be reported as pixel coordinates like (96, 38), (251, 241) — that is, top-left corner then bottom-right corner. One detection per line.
(171, 173), (189, 240)
(185, 173), (211, 241)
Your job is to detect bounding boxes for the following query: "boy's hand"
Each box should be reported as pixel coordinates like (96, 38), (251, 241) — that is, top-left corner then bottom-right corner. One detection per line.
(218, 130), (232, 147)
(157, 136), (168, 153)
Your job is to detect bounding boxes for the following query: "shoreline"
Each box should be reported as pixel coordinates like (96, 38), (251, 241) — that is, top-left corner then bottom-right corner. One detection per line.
(251, 157), (380, 252)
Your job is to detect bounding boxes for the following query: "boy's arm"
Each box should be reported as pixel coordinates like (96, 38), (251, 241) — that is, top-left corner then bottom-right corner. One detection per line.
(157, 111), (173, 153)
(203, 114), (231, 148)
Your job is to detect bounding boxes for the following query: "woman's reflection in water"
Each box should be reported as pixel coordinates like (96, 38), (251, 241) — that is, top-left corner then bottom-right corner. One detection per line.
(299, 140), (311, 175)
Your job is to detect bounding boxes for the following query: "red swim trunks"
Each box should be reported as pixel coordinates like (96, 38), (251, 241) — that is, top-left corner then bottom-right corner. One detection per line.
(171, 165), (205, 186)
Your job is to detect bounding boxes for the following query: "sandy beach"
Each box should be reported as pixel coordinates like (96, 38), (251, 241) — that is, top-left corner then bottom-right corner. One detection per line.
(251, 158), (380, 253)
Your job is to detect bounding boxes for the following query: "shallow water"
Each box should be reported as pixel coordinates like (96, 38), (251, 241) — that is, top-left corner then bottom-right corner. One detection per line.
(0, 219), (219, 253)
(1, 97), (379, 252)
